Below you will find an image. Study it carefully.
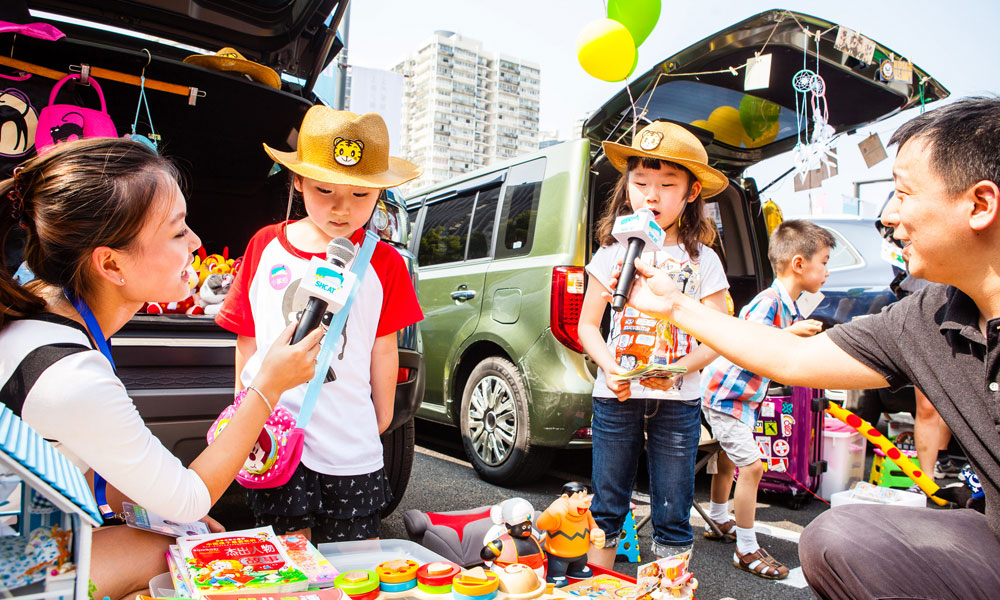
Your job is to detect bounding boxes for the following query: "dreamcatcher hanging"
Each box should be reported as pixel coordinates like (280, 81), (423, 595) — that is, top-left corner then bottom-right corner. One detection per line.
(791, 30), (836, 181)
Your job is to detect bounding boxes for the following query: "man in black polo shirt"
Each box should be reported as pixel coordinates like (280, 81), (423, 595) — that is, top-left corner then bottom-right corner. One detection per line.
(606, 97), (1000, 598)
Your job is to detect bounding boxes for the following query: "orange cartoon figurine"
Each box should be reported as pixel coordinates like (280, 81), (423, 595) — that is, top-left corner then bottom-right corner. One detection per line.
(536, 482), (606, 587)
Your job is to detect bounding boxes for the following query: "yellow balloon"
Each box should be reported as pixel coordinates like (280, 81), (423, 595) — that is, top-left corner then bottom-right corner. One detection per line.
(704, 106), (745, 147)
(577, 18), (637, 82)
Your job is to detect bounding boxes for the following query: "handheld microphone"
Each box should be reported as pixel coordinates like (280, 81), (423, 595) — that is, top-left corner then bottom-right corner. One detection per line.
(611, 208), (665, 311)
(291, 237), (357, 344)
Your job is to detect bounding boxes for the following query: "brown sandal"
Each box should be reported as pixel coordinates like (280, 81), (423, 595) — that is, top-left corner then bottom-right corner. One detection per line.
(733, 547), (789, 580)
(703, 518), (737, 542)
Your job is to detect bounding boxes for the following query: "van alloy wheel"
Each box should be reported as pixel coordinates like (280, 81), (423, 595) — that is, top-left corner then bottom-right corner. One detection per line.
(460, 356), (553, 485)
(467, 374), (517, 466)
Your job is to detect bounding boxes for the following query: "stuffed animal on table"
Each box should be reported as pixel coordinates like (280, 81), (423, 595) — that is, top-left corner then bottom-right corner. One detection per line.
(481, 498), (544, 577)
(535, 482), (605, 587)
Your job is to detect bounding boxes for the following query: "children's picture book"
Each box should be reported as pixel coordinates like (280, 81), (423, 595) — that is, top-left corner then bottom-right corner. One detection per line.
(167, 544), (196, 598)
(203, 588), (346, 600)
(278, 534), (339, 588)
(177, 526), (309, 597)
(613, 363), (687, 380)
(123, 501), (211, 537)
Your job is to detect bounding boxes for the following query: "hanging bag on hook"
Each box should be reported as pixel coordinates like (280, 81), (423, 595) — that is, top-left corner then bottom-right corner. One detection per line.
(36, 73), (117, 153)
(124, 49), (161, 152)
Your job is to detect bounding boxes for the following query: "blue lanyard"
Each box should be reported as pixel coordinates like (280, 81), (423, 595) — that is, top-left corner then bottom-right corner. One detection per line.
(65, 289), (116, 520)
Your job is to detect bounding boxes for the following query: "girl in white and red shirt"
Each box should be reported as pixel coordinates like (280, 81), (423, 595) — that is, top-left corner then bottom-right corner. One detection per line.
(217, 107), (423, 541)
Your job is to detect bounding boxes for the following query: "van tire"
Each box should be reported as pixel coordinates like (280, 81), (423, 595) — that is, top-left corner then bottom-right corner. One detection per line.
(460, 357), (552, 485)
(380, 418), (415, 517)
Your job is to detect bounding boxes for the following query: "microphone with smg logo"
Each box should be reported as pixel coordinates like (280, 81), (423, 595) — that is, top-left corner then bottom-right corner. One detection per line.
(291, 237), (357, 344)
(610, 207), (665, 311)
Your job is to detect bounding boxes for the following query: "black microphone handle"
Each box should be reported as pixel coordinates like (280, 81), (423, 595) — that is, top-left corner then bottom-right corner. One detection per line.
(612, 237), (646, 311)
(291, 296), (329, 344)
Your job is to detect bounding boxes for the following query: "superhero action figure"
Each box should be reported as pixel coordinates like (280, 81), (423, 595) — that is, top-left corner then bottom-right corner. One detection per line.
(536, 482), (606, 587)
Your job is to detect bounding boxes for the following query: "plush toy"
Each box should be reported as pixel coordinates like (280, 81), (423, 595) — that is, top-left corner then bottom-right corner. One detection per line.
(535, 482), (605, 587)
(145, 264), (200, 314)
(198, 272), (234, 315)
(481, 498), (544, 577)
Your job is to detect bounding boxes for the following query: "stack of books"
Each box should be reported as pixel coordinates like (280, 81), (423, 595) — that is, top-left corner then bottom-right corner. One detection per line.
(165, 526), (338, 598)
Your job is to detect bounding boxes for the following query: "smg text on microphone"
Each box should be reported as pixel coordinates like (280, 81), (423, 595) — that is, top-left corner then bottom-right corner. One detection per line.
(610, 207), (665, 311)
(291, 237), (357, 344)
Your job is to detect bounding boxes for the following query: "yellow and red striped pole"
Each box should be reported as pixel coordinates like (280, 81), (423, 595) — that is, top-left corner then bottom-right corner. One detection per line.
(825, 400), (947, 506)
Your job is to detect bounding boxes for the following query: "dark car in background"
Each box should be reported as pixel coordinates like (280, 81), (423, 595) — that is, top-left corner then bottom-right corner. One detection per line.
(16, 0), (423, 516)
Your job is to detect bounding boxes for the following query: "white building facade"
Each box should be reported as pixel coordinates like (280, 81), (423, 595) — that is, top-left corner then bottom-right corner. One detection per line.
(393, 31), (540, 189)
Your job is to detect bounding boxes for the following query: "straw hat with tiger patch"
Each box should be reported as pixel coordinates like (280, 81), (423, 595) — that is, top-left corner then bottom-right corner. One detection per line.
(264, 106), (422, 188)
(602, 121), (728, 198)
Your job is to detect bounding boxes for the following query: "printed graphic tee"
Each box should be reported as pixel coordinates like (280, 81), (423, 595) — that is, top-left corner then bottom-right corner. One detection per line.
(217, 223), (423, 476)
(586, 242), (729, 401)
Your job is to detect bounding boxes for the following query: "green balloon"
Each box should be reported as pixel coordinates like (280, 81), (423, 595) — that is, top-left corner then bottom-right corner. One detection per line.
(607, 0), (661, 47)
(739, 95), (781, 140)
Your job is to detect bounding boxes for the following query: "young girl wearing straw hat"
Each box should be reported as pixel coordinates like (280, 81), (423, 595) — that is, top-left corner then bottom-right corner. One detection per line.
(216, 107), (424, 541)
(576, 121), (731, 565)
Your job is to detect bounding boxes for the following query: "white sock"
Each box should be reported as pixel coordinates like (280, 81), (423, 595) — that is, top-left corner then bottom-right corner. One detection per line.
(735, 525), (759, 555)
(709, 501), (729, 524)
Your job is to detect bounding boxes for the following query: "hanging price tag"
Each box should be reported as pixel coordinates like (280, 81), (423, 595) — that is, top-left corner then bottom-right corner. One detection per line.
(858, 133), (888, 168)
(744, 53), (772, 91)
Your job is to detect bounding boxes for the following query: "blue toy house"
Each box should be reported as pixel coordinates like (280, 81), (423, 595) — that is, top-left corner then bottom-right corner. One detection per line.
(0, 405), (101, 599)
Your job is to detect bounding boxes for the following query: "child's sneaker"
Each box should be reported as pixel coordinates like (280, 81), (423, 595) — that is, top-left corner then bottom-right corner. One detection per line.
(934, 456), (963, 479)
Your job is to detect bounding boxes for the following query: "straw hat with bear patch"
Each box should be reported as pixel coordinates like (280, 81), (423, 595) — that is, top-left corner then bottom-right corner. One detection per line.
(602, 121), (729, 198)
(264, 106), (422, 189)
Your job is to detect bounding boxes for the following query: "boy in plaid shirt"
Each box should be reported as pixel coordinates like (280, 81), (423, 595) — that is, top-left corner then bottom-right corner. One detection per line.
(700, 220), (835, 579)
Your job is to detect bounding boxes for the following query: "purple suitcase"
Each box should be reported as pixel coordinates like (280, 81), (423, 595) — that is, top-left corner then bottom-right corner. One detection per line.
(752, 385), (827, 506)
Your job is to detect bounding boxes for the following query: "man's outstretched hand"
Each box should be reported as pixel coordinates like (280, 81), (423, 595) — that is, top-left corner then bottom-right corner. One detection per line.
(601, 257), (682, 319)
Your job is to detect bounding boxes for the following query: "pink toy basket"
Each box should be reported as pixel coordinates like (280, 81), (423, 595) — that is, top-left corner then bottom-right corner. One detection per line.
(36, 74), (117, 153)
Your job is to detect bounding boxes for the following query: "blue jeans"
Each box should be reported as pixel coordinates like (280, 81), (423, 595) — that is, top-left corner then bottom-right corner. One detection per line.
(590, 397), (701, 549)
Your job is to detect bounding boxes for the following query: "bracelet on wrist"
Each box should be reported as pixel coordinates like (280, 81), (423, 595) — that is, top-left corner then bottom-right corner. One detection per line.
(246, 385), (274, 413)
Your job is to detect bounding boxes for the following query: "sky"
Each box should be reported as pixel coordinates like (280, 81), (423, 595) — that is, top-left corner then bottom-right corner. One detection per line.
(346, 0), (1000, 216)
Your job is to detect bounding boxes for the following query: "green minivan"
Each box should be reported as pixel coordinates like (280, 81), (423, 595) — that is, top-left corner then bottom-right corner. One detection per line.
(404, 9), (944, 485)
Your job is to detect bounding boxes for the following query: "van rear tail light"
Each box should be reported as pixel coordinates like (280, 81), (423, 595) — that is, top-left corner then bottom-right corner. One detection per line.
(551, 266), (585, 354)
(397, 367), (412, 384)
(572, 427), (592, 440)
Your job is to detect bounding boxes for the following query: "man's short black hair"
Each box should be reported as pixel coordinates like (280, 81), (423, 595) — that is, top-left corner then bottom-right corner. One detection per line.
(889, 96), (1000, 197)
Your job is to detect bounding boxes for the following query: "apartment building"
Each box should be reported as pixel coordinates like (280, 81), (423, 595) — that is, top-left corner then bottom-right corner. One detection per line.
(393, 30), (540, 190)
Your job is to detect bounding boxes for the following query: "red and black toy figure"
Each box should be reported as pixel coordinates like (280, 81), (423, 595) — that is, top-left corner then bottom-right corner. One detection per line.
(481, 498), (545, 577)
(536, 482), (606, 587)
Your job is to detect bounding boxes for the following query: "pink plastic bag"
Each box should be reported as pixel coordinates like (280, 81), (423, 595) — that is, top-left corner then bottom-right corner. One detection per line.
(206, 389), (304, 489)
(36, 74), (117, 153)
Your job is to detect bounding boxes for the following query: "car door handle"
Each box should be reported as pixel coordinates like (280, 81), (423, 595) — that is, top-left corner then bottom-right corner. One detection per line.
(451, 290), (477, 301)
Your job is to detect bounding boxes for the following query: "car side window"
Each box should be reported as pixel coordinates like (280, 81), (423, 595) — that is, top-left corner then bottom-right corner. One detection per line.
(495, 158), (546, 259)
(823, 226), (865, 271)
(467, 185), (501, 260)
(418, 191), (477, 266)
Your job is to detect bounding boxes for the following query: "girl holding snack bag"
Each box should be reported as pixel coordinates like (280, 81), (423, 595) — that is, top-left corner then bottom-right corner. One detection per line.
(216, 107), (423, 542)
(577, 122), (730, 565)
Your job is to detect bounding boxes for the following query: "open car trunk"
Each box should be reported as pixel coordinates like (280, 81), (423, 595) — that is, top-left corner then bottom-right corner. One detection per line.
(584, 9), (948, 174)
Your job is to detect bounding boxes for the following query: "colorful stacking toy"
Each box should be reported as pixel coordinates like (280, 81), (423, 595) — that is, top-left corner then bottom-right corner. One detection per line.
(452, 567), (501, 600)
(377, 559), (420, 592)
(416, 561), (462, 594)
(335, 569), (380, 600)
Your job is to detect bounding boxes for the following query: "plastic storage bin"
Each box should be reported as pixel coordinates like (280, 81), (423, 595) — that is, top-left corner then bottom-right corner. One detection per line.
(318, 538), (448, 573)
(819, 415), (866, 499)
